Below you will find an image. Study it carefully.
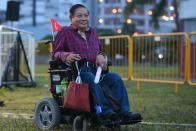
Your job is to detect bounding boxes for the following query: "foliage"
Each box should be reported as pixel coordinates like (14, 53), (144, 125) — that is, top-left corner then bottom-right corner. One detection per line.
(124, 0), (146, 18)
(36, 35), (53, 55)
(97, 28), (116, 36)
(36, 41), (50, 55)
(122, 22), (136, 35)
(151, 0), (167, 29)
(124, 0), (179, 30)
(0, 79), (196, 130)
(42, 35), (53, 40)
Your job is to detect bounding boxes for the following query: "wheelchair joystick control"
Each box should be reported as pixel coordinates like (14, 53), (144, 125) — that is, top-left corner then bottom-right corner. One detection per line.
(94, 66), (102, 84)
(95, 105), (102, 114)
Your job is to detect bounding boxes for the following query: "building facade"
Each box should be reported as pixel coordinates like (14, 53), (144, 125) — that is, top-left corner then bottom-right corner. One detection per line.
(3, 0), (82, 39)
(179, 0), (196, 33)
(92, 0), (175, 34)
(2, 0), (178, 39)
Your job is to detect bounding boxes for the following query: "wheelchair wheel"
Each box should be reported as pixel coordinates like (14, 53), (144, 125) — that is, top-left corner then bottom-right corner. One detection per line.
(34, 97), (61, 130)
(73, 115), (88, 131)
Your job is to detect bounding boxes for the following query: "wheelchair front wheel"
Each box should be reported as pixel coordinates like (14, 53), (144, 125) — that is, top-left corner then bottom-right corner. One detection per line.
(73, 115), (88, 131)
(34, 97), (61, 130)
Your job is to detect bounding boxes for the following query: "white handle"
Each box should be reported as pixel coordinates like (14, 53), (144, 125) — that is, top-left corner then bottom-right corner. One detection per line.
(94, 66), (102, 84)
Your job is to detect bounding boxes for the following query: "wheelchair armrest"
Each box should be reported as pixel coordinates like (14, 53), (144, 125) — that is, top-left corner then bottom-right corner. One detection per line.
(70, 58), (87, 70)
(49, 60), (69, 70)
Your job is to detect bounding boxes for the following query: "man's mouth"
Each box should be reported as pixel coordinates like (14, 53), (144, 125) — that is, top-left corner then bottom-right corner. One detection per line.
(80, 23), (87, 25)
(80, 21), (87, 25)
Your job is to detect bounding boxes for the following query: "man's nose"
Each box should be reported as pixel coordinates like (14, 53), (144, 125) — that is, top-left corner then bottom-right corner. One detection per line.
(81, 16), (88, 20)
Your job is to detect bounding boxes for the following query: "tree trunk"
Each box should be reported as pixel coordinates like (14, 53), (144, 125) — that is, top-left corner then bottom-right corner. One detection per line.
(173, 0), (180, 32)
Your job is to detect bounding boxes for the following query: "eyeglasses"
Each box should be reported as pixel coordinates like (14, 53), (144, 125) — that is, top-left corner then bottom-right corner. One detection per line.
(74, 13), (89, 19)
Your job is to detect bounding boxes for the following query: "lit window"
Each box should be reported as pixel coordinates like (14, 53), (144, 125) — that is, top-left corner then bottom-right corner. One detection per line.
(126, 18), (132, 24)
(133, 32), (138, 36)
(148, 10), (152, 16)
(98, 18), (104, 24)
(127, 0), (132, 3)
(99, 0), (104, 3)
(147, 32), (153, 35)
(169, 6), (174, 11)
(116, 28), (122, 34)
(112, 8), (117, 14)
(169, 16), (174, 20)
(117, 8), (122, 13)
(162, 15), (169, 21)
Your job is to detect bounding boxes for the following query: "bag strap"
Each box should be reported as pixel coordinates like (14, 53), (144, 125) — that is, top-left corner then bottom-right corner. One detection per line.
(75, 61), (80, 75)
(75, 61), (82, 84)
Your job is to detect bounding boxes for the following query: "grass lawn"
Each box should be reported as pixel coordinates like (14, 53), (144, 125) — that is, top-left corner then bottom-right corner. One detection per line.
(0, 75), (196, 130)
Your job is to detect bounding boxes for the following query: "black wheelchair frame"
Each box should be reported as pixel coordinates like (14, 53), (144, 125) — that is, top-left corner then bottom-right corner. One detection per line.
(34, 59), (141, 131)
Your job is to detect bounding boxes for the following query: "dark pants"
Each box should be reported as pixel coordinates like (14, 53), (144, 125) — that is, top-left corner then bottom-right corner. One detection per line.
(80, 65), (130, 115)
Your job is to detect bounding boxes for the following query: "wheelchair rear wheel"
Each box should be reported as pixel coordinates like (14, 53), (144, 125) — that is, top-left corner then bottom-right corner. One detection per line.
(34, 97), (61, 130)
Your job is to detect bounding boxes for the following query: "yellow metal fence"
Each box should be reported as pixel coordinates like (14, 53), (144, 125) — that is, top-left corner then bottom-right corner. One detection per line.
(35, 33), (196, 86)
(99, 35), (130, 80)
(131, 33), (187, 84)
(99, 33), (195, 86)
(188, 33), (196, 85)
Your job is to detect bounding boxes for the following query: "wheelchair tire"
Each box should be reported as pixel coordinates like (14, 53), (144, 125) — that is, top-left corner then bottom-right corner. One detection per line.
(73, 115), (88, 131)
(34, 97), (61, 130)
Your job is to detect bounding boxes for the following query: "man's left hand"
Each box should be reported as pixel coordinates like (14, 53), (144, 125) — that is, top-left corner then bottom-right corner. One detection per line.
(96, 54), (107, 70)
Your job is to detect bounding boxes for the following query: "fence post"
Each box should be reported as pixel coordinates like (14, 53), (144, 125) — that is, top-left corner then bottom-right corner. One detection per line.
(128, 36), (133, 80)
(136, 81), (141, 90)
(175, 84), (180, 93)
(186, 34), (191, 84)
(0, 29), (2, 87)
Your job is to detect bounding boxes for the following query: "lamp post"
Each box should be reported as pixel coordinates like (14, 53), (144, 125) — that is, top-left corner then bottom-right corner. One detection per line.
(32, 0), (36, 26)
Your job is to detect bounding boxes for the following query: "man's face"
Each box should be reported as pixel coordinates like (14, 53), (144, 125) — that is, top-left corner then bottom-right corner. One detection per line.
(71, 7), (89, 31)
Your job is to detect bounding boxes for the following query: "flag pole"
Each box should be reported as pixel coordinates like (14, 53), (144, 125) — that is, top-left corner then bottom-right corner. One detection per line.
(50, 19), (54, 53)
(50, 20), (55, 41)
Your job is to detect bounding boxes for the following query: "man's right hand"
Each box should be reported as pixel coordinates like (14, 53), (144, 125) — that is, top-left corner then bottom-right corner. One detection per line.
(66, 54), (81, 63)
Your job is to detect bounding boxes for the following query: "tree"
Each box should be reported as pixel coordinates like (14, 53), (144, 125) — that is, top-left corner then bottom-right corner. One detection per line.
(122, 22), (136, 35)
(124, 0), (180, 32)
(96, 28), (116, 36)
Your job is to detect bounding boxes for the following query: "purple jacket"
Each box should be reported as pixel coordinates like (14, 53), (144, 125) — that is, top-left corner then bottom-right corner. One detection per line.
(52, 25), (100, 63)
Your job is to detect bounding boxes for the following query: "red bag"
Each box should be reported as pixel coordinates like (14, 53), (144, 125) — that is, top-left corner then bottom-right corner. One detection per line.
(63, 81), (90, 112)
(63, 61), (90, 112)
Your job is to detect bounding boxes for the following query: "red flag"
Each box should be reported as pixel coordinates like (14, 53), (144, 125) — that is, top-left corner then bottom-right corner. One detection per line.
(50, 18), (62, 32)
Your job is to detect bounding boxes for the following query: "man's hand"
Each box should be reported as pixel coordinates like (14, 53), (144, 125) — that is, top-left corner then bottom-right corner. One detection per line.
(96, 54), (108, 70)
(66, 54), (81, 63)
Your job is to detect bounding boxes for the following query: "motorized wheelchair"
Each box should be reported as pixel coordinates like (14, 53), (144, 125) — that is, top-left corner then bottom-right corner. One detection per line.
(34, 58), (142, 131)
